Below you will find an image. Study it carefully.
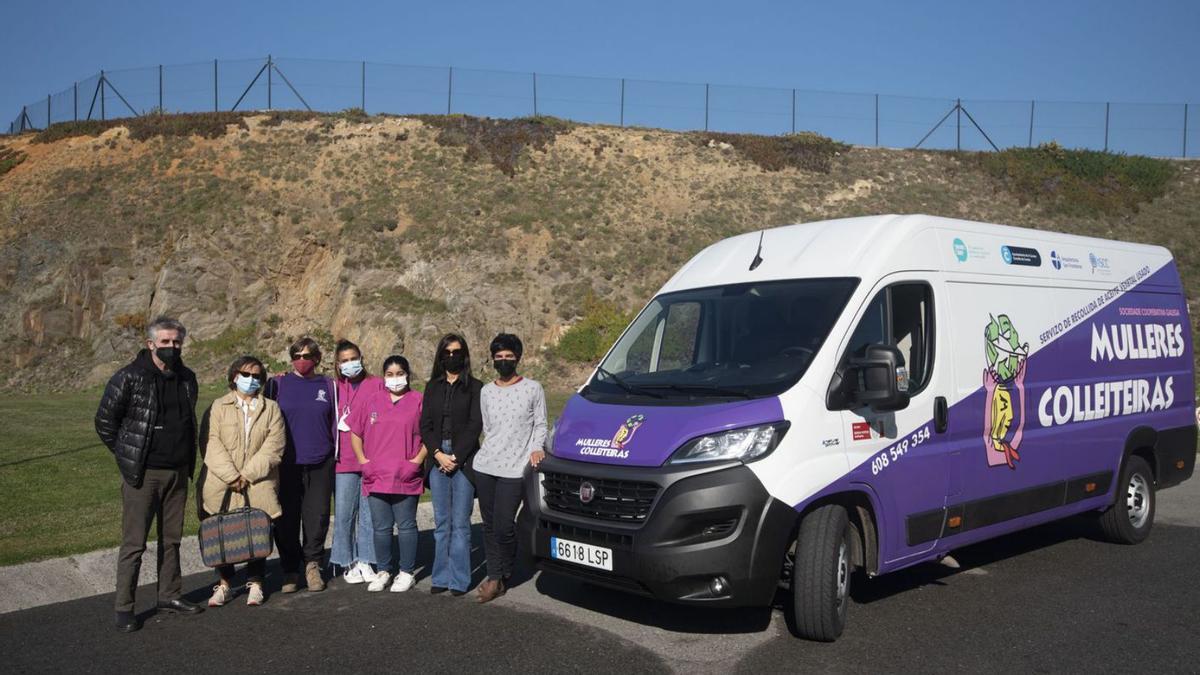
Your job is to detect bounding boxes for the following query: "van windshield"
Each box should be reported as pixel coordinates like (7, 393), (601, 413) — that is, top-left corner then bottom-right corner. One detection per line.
(584, 278), (858, 403)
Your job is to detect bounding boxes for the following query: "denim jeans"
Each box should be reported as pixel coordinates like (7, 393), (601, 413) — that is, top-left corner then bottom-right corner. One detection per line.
(429, 440), (475, 592)
(330, 472), (378, 568)
(367, 493), (419, 575)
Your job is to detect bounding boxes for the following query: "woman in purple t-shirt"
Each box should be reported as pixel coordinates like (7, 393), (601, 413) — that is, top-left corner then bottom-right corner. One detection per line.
(265, 336), (337, 594)
(349, 355), (427, 593)
(329, 340), (383, 585)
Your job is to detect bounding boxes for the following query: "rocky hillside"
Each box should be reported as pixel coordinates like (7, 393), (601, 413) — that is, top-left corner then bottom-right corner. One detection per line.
(0, 112), (1197, 391)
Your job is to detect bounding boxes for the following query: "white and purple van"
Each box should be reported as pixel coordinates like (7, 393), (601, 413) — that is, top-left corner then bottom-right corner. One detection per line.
(525, 214), (1196, 641)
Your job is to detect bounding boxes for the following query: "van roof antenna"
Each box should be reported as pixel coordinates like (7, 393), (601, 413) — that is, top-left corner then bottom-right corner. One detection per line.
(749, 230), (765, 271)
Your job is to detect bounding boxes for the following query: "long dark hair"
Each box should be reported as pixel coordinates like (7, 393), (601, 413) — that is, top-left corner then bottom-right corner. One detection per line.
(430, 333), (472, 381)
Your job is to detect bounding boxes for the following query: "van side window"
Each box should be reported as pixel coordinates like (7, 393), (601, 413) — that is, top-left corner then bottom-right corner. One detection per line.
(842, 283), (935, 394)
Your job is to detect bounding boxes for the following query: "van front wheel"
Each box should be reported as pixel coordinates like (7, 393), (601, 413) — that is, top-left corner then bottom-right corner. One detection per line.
(789, 504), (852, 642)
(1098, 455), (1155, 545)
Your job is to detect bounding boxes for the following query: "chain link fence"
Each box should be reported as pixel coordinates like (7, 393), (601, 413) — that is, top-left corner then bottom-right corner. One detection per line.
(6, 56), (1196, 157)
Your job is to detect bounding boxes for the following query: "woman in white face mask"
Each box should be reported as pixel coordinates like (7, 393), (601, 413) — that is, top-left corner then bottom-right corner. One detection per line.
(330, 340), (384, 585)
(348, 355), (428, 592)
(197, 355), (286, 607)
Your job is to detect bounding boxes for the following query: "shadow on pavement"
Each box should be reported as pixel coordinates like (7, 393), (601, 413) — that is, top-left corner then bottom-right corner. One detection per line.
(530, 572), (774, 634)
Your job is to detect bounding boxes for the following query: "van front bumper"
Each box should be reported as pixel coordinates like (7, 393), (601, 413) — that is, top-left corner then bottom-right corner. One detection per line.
(525, 455), (797, 608)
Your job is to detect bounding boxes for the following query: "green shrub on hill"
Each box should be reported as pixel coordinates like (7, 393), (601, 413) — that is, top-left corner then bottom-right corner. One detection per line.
(553, 296), (634, 363)
(979, 142), (1178, 216)
(0, 144), (26, 176)
(416, 114), (575, 176)
(692, 131), (848, 173)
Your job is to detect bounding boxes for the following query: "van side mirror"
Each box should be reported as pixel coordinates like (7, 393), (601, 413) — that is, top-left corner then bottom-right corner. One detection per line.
(827, 343), (911, 412)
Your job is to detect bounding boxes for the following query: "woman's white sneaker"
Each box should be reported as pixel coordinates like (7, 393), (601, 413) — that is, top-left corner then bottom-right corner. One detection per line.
(366, 571), (391, 592)
(208, 584), (232, 607)
(348, 561), (377, 584)
(246, 582), (264, 606)
(390, 571), (415, 593)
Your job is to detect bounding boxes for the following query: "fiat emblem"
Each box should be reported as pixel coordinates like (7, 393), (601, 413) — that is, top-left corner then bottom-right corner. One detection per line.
(579, 481), (596, 504)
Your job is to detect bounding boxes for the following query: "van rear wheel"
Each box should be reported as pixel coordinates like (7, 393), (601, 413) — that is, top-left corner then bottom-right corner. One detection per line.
(788, 504), (852, 642)
(1098, 455), (1155, 544)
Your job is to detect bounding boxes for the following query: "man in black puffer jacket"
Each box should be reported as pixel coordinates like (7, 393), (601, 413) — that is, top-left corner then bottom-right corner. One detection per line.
(95, 316), (204, 632)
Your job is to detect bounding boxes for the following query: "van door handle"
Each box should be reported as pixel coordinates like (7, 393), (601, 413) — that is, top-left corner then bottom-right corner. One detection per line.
(934, 396), (949, 433)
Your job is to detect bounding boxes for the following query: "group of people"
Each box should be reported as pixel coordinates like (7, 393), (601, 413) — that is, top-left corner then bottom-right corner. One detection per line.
(95, 316), (547, 633)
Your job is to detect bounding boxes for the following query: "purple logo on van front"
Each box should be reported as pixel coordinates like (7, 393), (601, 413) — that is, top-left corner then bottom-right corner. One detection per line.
(612, 414), (646, 449)
(983, 313), (1029, 470)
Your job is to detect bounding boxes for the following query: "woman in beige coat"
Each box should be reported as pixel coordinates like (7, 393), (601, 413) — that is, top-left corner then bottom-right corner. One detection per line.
(198, 355), (285, 607)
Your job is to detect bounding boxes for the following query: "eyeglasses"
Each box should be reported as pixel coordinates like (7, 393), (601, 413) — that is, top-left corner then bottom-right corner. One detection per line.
(294, 353), (317, 361)
(237, 371), (266, 381)
(443, 348), (463, 356)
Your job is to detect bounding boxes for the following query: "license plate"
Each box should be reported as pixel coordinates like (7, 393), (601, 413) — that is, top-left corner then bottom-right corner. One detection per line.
(550, 536), (613, 571)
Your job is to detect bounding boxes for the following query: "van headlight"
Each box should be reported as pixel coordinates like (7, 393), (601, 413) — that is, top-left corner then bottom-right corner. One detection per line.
(666, 422), (790, 465)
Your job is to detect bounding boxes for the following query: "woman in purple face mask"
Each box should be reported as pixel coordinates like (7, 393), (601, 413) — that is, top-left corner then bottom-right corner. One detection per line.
(264, 336), (337, 594)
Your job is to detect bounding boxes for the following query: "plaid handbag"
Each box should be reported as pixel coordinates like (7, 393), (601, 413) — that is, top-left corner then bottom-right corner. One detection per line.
(198, 489), (274, 568)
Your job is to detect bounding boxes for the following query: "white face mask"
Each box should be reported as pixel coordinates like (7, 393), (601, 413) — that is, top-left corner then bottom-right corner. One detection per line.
(385, 376), (408, 392)
(339, 359), (363, 378)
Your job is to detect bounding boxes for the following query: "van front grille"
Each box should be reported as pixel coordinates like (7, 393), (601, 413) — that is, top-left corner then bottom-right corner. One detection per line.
(541, 471), (659, 523)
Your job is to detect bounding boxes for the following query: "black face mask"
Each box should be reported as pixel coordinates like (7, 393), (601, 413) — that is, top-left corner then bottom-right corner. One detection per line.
(493, 359), (518, 378)
(442, 353), (465, 374)
(155, 346), (181, 368)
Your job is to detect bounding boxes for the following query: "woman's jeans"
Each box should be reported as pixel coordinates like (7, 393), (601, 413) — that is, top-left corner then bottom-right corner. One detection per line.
(429, 440), (475, 592)
(330, 472), (377, 568)
(367, 493), (418, 575)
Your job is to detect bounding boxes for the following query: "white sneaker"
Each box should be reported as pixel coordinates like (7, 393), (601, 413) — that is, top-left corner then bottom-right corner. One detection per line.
(343, 561), (376, 585)
(390, 571), (415, 593)
(367, 571), (391, 592)
(246, 582), (264, 606)
(208, 584), (232, 607)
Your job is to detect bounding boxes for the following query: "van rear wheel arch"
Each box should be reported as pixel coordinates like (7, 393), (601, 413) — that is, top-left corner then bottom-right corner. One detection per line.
(1122, 426), (1159, 486)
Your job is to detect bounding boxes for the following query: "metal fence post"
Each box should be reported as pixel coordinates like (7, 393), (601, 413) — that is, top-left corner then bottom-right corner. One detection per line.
(619, 78), (625, 126)
(1104, 102), (1110, 152)
(447, 67), (453, 115)
(875, 94), (879, 146)
(704, 83), (709, 131)
(1028, 100), (1035, 147)
(214, 59), (219, 111)
(1185, 103), (1190, 158)
(158, 65), (163, 113)
(955, 98), (961, 151)
(361, 61), (366, 111)
(533, 72), (538, 116)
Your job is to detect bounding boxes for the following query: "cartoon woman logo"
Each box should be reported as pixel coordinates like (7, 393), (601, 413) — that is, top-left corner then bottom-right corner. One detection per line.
(983, 313), (1029, 470)
(611, 414), (646, 450)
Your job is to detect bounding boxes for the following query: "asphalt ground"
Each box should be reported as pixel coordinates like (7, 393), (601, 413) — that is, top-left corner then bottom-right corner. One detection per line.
(3, 480), (1198, 674)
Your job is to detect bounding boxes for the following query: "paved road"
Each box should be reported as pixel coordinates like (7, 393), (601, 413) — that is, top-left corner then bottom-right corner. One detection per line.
(4, 480), (1198, 674)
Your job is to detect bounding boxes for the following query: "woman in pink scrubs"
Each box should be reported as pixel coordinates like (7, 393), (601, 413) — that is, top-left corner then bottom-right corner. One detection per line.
(348, 355), (427, 593)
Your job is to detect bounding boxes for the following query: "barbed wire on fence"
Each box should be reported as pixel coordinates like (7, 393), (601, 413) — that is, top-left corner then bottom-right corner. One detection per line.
(5, 55), (1196, 158)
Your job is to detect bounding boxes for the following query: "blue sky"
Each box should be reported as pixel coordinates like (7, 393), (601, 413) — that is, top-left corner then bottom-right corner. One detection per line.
(3, 0), (1198, 154)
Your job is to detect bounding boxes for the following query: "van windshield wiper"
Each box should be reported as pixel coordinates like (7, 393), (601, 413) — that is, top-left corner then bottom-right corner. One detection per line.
(639, 383), (754, 399)
(593, 367), (663, 398)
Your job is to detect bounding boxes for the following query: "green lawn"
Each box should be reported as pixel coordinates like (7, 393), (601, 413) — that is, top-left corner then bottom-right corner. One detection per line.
(0, 385), (575, 566)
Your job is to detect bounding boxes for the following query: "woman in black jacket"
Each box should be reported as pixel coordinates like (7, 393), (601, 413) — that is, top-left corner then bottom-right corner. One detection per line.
(418, 333), (483, 596)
